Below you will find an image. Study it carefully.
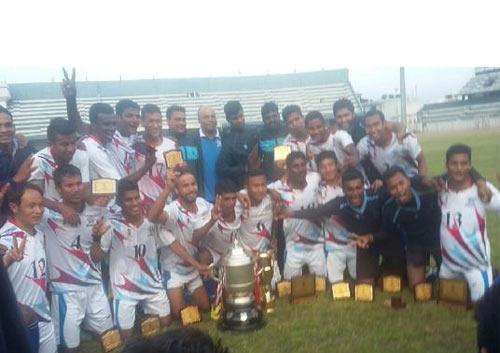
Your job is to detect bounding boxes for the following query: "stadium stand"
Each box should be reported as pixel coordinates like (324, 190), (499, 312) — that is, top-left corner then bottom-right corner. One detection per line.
(418, 67), (500, 132)
(1, 69), (362, 141)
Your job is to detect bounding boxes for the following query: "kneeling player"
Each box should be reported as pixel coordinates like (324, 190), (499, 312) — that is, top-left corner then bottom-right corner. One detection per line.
(316, 151), (356, 283)
(269, 152), (325, 279)
(40, 165), (113, 352)
(198, 179), (240, 266)
(92, 180), (171, 340)
(439, 144), (500, 302)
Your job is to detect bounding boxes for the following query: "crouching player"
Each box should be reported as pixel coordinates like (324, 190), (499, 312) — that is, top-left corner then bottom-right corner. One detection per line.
(0, 183), (57, 353)
(316, 151), (356, 283)
(148, 169), (212, 318)
(439, 144), (500, 302)
(91, 180), (171, 341)
(268, 152), (325, 279)
(39, 165), (113, 352)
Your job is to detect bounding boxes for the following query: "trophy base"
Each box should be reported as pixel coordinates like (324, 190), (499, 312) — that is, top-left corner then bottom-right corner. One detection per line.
(218, 306), (265, 331)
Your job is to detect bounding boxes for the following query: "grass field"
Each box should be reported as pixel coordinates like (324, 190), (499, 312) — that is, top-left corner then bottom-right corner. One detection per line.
(81, 129), (500, 353)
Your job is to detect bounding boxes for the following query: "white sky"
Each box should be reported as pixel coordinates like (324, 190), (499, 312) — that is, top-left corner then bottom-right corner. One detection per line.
(1, 0), (498, 103)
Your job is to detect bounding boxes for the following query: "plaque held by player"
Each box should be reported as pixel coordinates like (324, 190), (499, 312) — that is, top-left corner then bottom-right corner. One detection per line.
(91, 179), (117, 196)
(273, 145), (291, 172)
(163, 149), (184, 169)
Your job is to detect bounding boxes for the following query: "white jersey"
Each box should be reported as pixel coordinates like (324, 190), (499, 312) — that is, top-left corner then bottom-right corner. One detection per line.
(137, 137), (176, 206)
(39, 205), (107, 293)
(202, 216), (241, 259)
(81, 135), (123, 180)
(0, 220), (51, 321)
(317, 183), (350, 251)
(269, 173), (323, 248)
(283, 134), (314, 170)
(30, 147), (90, 201)
(160, 198), (212, 274)
(357, 132), (422, 178)
(109, 130), (139, 177)
(309, 130), (354, 168)
(100, 217), (165, 301)
(439, 182), (500, 272)
(236, 194), (274, 253)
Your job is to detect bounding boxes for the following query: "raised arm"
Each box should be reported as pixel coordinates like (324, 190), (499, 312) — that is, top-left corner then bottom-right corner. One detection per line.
(61, 68), (90, 135)
(147, 170), (176, 224)
(192, 196), (221, 244)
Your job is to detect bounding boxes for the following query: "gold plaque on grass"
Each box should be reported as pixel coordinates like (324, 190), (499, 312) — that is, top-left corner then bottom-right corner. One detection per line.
(140, 316), (160, 337)
(354, 283), (374, 302)
(91, 178), (117, 195)
(414, 282), (433, 302)
(331, 282), (351, 300)
(277, 280), (291, 297)
(180, 305), (201, 326)
(163, 150), (184, 169)
(291, 274), (316, 303)
(382, 275), (401, 293)
(100, 328), (121, 353)
(273, 145), (292, 163)
(315, 276), (326, 292)
(438, 278), (468, 305)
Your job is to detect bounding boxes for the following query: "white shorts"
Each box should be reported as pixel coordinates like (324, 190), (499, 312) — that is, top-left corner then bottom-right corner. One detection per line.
(164, 269), (203, 293)
(326, 246), (357, 283)
(38, 320), (57, 353)
(283, 244), (326, 280)
(113, 290), (170, 330)
(440, 262), (493, 302)
(51, 285), (113, 348)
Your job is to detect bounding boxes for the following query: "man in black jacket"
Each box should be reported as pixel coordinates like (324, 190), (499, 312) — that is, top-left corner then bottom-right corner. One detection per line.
(216, 101), (257, 189)
(255, 102), (288, 182)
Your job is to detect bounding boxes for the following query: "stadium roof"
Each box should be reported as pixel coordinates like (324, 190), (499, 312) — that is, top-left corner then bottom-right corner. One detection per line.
(8, 69), (350, 101)
(459, 67), (500, 95)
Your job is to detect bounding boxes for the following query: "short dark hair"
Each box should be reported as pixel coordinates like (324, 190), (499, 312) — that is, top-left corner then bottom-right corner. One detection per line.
(261, 102), (279, 118)
(115, 99), (140, 116)
(246, 169), (267, 182)
(341, 167), (364, 184)
(175, 166), (197, 180)
(446, 143), (472, 163)
(89, 103), (114, 124)
(0, 105), (13, 119)
(121, 327), (228, 353)
(305, 110), (325, 126)
(285, 151), (307, 169)
(3, 182), (43, 216)
(382, 166), (408, 184)
(166, 105), (186, 120)
(53, 164), (82, 187)
(316, 150), (337, 167)
(224, 101), (243, 120)
(215, 179), (238, 195)
(333, 98), (355, 116)
(141, 104), (162, 120)
(46, 118), (76, 142)
(117, 179), (139, 204)
(365, 109), (385, 122)
(282, 105), (302, 122)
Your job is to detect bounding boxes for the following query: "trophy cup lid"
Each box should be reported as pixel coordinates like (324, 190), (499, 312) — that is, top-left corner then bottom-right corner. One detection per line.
(221, 238), (253, 267)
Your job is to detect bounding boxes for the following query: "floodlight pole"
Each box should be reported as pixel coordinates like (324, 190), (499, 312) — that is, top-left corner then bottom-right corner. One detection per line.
(400, 67), (407, 126)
